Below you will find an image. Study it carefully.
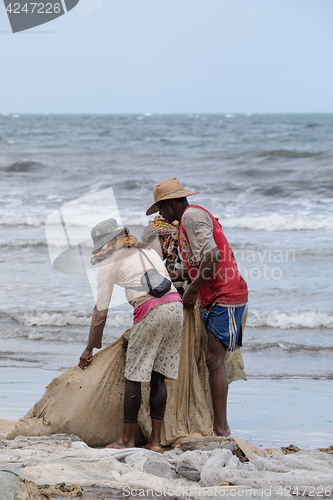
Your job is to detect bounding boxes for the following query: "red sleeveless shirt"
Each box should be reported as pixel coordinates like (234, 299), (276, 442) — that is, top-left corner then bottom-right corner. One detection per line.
(178, 205), (248, 309)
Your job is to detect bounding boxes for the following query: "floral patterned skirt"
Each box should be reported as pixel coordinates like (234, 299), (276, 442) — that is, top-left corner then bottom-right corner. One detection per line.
(125, 301), (183, 382)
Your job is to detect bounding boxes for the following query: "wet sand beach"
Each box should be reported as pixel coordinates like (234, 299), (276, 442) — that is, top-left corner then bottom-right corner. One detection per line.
(1, 363), (332, 450)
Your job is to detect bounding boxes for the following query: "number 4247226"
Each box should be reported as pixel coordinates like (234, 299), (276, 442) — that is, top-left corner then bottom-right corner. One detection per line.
(6, 3), (61, 13)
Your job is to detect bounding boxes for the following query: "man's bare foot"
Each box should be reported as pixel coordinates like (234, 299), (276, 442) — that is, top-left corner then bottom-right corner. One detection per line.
(106, 437), (135, 449)
(214, 426), (231, 437)
(145, 438), (163, 452)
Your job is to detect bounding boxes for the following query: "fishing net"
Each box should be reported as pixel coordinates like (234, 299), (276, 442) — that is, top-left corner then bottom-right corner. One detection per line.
(8, 304), (247, 447)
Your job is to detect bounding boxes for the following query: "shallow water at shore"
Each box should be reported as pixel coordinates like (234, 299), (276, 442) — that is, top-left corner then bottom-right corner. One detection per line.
(1, 363), (332, 449)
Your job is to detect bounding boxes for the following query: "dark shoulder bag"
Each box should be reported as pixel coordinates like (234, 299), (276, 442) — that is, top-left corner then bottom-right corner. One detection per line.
(126, 248), (171, 298)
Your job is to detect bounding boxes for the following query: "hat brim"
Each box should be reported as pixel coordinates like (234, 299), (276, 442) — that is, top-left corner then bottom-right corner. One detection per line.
(146, 190), (199, 216)
(92, 226), (124, 254)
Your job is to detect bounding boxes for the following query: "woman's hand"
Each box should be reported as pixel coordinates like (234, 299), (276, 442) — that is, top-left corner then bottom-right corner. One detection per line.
(78, 348), (93, 369)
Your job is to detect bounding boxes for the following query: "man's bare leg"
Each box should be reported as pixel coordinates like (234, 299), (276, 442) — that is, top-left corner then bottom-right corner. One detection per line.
(148, 371), (167, 451)
(106, 379), (141, 449)
(206, 334), (230, 437)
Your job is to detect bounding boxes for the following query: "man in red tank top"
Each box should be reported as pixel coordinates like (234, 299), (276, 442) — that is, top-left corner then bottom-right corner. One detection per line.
(147, 178), (248, 437)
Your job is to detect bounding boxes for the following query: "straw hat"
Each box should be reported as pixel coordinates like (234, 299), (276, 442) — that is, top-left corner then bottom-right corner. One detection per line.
(146, 178), (199, 216)
(90, 218), (124, 254)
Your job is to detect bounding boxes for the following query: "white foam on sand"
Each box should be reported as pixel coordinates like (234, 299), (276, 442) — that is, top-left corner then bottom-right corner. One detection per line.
(0, 434), (332, 498)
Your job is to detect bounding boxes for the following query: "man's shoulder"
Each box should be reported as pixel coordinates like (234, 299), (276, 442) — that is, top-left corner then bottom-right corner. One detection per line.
(182, 205), (213, 226)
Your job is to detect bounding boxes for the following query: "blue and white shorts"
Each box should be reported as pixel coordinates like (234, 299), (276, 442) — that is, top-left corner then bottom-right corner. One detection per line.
(201, 304), (246, 351)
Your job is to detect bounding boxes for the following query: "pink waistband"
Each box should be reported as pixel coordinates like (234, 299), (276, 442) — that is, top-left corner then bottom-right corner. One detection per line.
(133, 292), (182, 324)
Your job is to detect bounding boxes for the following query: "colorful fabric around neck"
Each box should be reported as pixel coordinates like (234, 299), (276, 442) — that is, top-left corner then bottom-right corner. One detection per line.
(90, 229), (148, 266)
(141, 215), (178, 257)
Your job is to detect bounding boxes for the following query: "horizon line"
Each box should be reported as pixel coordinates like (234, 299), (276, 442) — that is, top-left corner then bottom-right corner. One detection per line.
(2, 111), (333, 116)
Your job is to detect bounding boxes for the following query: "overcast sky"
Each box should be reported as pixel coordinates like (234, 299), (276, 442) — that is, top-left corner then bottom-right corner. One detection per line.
(1, 0), (333, 114)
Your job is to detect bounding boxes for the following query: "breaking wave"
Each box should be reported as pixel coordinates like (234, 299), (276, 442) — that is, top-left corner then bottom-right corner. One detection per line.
(14, 310), (132, 328)
(0, 239), (47, 248)
(220, 213), (333, 232)
(248, 309), (333, 329)
(3, 308), (333, 332)
(118, 212), (333, 232)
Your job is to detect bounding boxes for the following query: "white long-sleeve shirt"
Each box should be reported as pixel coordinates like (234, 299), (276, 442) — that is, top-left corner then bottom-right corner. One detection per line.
(87, 247), (177, 349)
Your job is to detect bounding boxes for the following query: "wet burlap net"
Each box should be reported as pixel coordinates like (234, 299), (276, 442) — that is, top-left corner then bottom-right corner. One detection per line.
(8, 304), (247, 447)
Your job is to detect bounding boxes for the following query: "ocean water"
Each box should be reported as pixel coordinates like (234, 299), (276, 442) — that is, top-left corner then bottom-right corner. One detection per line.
(0, 113), (332, 448)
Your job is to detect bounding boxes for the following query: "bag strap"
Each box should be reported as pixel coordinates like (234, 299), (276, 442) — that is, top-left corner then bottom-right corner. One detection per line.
(136, 247), (157, 270)
(125, 248), (155, 292)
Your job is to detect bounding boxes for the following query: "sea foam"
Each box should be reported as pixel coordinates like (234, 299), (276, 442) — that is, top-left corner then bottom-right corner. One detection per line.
(220, 213), (333, 232)
(248, 309), (333, 329)
(9, 308), (333, 330)
(15, 310), (133, 328)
